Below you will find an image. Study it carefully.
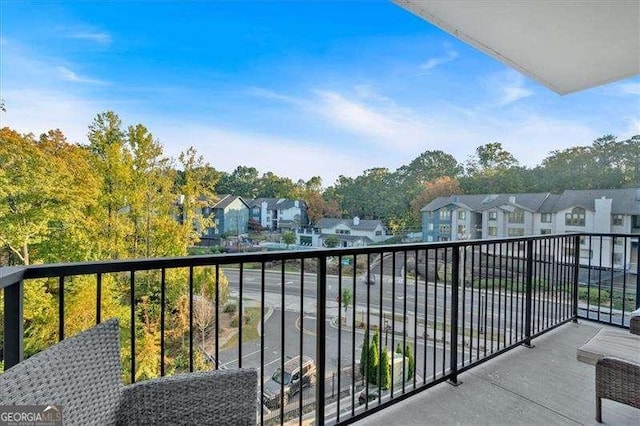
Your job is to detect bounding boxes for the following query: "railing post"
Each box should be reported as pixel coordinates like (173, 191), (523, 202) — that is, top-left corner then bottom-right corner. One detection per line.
(636, 236), (640, 310)
(315, 255), (327, 423)
(448, 246), (461, 386)
(573, 235), (580, 322)
(4, 280), (24, 369)
(524, 239), (535, 348)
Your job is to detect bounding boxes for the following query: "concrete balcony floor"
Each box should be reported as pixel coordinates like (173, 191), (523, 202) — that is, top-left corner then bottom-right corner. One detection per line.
(354, 321), (639, 426)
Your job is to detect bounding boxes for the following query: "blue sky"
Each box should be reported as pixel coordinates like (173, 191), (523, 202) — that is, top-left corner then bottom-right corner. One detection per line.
(1, 1), (638, 185)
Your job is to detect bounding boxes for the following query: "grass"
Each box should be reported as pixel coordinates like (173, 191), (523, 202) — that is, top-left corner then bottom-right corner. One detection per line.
(221, 306), (262, 350)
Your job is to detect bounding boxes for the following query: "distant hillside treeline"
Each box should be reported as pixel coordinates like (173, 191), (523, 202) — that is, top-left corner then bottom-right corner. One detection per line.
(2, 110), (639, 266)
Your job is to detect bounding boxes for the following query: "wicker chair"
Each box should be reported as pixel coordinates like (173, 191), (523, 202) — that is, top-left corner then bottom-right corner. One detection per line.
(0, 319), (257, 425)
(594, 316), (640, 423)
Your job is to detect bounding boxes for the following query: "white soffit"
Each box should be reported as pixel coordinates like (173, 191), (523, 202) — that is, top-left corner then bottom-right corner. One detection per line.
(394, 0), (640, 95)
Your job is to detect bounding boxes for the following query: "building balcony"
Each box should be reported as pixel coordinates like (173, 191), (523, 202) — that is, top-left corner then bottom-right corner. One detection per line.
(1, 233), (638, 425)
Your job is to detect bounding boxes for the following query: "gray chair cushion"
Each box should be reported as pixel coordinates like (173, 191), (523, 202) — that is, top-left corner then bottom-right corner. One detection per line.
(0, 319), (123, 425)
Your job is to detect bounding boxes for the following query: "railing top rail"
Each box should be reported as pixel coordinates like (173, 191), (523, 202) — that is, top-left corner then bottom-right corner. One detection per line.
(0, 266), (25, 289)
(0, 232), (605, 287)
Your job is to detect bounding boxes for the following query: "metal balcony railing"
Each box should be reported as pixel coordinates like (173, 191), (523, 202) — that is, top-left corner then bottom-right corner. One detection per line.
(1, 233), (638, 425)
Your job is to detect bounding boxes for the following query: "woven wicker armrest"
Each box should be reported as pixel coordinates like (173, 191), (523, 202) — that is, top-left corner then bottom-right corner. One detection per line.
(118, 369), (257, 425)
(595, 357), (640, 422)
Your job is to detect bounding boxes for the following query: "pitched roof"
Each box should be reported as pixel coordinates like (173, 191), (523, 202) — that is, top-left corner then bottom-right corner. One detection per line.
(421, 189), (640, 215)
(212, 195), (249, 210)
(546, 188), (640, 214)
(316, 218), (384, 231)
(247, 198), (305, 210)
(421, 193), (552, 213)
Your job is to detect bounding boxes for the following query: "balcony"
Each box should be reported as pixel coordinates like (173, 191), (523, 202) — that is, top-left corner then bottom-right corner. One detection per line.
(1, 233), (639, 425)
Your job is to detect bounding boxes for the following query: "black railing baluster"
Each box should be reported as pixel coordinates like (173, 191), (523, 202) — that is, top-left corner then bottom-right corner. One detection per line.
(280, 260), (285, 425)
(260, 262), (265, 425)
(238, 263), (243, 368)
(621, 237), (628, 324)
(299, 259), (305, 422)
(214, 264), (219, 371)
(160, 268), (166, 376)
(597, 236), (603, 321)
(365, 253), (371, 409)
(524, 240), (534, 348)
(609, 237), (615, 324)
(442, 248), (447, 373)
(351, 255), (357, 416)
(448, 247), (460, 386)
(391, 251), (396, 397)
(130, 270), (136, 383)
(423, 249), (428, 386)
(189, 266), (194, 372)
(573, 235), (580, 322)
(315, 255), (327, 424)
(635, 236), (640, 310)
(412, 249), (418, 389)
(96, 273), (102, 325)
(378, 252), (384, 403)
(59, 276), (65, 341)
(337, 256), (343, 420)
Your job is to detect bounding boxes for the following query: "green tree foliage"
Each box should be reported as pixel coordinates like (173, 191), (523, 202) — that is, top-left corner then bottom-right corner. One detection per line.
(340, 288), (352, 320)
(177, 147), (216, 248)
(368, 330), (380, 384)
(324, 235), (339, 248)
(360, 328), (370, 378)
(282, 231), (295, 247)
(405, 344), (415, 379)
(0, 128), (99, 265)
(216, 166), (260, 198)
(379, 349), (391, 390)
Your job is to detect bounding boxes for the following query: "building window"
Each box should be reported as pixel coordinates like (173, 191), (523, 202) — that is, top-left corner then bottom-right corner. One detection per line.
(507, 227), (525, 237)
(336, 229), (350, 235)
(613, 252), (623, 265)
(426, 211), (433, 218)
(457, 225), (466, 236)
(488, 211), (497, 221)
(508, 208), (525, 224)
(541, 213), (552, 223)
(611, 214), (624, 226)
(439, 210), (451, 220)
(488, 226), (497, 236)
(375, 230), (382, 236)
(428, 223), (434, 231)
(540, 229), (552, 235)
(565, 207), (586, 227)
(439, 224), (451, 235)
(580, 249), (592, 260)
(457, 210), (466, 220)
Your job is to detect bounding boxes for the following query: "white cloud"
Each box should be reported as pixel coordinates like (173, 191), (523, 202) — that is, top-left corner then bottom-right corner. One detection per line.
(311, 89), (429, 150)
(67, 30), (112, 45)
(498, 71), (533, 106)
(56, 66), (105, 84)
(144, 119), (369, 185)
(419, 50), (458, 71)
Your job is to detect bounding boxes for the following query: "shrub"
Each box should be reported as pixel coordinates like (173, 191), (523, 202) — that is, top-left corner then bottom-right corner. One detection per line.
(578, 287), (611, 304)
(224, 303), (237, 314)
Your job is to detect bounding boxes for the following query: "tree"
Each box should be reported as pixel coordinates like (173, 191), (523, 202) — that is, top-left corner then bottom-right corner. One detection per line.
(360, 329), (369, 378)
(282, 231), (295, 248)
(379, 349), (391, 390)
(216, 166), (260, 198)
(405, 344), (415, 379)
(193, 290), (215, 351)
(340, 288), (352, 322)
(177, 147), (215, 247)
(410, 177), (462, 223)
(324, 235), (339, 248)
(368, 330), (380, 384)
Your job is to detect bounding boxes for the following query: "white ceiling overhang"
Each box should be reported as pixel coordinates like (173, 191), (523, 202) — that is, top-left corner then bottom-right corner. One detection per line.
(394, 0), (640, 94)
